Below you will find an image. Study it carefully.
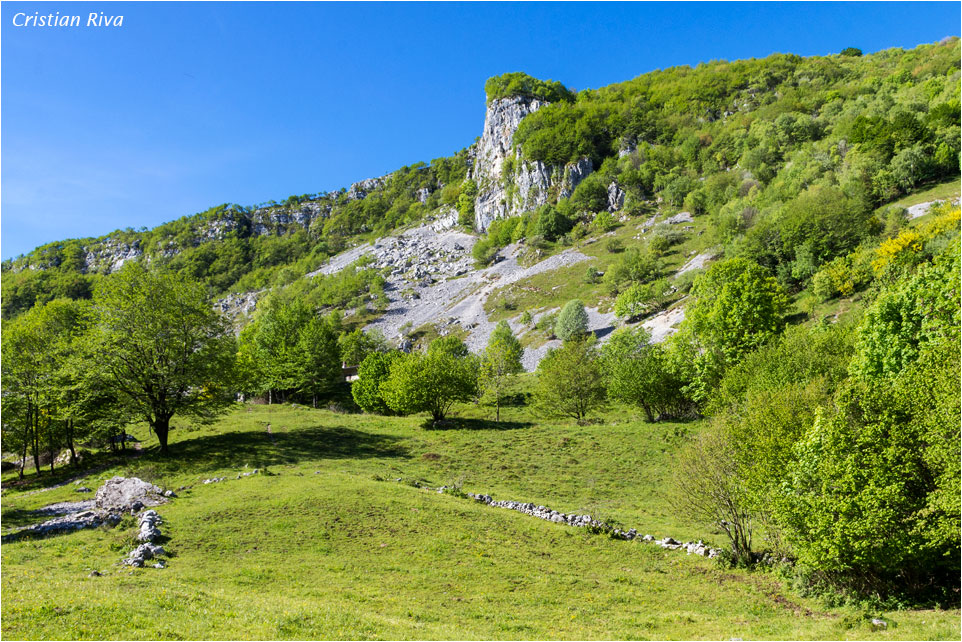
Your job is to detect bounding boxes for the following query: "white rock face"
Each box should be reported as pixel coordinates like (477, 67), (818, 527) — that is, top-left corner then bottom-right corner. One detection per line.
(471, 95), (597, 231)
(347, 174), (391, 201)
(472, 96), (548, 230)
(607, 182), (626, 212)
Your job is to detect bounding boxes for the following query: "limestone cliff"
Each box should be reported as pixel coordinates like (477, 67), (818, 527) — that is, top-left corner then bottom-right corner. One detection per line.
(471, 96), (594, 231)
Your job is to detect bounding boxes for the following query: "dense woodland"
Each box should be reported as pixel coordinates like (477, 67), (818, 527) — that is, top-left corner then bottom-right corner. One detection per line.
(2, 40), (960, 605)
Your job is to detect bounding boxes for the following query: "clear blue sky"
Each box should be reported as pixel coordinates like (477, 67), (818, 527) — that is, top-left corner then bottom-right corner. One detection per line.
(2, 2), (959, 259)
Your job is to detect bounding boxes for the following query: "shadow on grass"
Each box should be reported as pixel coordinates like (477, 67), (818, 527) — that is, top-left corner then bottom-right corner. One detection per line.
(136, 424), (410, 477)
(1, 451), (139, 494)
(0, 507), (49, 530)
(422, 417), (533, 431)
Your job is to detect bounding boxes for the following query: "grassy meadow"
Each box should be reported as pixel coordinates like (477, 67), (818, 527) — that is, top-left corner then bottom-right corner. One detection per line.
(2, 395), (959, 640)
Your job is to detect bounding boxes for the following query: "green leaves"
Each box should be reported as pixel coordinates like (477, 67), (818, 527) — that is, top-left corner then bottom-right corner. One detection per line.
(850, 237), (961, 381)
(484, 72), (573, 105)
(686, 257), (788, 367)
(533, 338), (605, 422)
(89, 263), (237, 453)
(380, 338), (479, 422)
(554, 300), (589, 342)
(480, 321), (524, 421)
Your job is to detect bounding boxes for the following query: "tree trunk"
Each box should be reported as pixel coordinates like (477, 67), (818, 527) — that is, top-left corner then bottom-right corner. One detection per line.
(642, 403), (655, 423)
(18, 440), (27, 481)
(67, 419), (77, 466)
(31, 406), (41, 477)
(268, 389), (273, 405)
(496, 392), (501, 422)
(152, 416), (171, 455)
(120, 430), (127, 453)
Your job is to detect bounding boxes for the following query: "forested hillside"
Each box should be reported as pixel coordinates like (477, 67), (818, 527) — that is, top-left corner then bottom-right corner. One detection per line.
(3, 39), (958, 321)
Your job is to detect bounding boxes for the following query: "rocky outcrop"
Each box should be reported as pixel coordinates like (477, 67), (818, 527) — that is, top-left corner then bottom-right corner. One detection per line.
(471, 96), (596, 231)
(214, 290), (262, 322)
(559, 158), (593, 199)
(96, 476), (171, 512)
(1, 509), (122, 542)
(472, 96), (549, 230)
(82, 239), (143, 274)
(607, 182), (626, 212)
(347, 174), (391, 201)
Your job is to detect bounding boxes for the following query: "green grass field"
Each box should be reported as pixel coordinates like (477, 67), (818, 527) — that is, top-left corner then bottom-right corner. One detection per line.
(2, 396), (959, 640)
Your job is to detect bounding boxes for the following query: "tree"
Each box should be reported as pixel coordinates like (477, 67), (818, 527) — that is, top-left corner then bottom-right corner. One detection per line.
(338, 328), (389, 366)
(295, 315), (341, 408)
(686, 257), (788, 365)
(381, 337), (479, 421)
(600, 327), (688, 422)
(555, 299), (590, 341)
(480, 321), (524, 421)
(458, 179), (478, 228)
(613, 280), (670, 321)
(241, 296), (311, 402)
(1, 298), (95, 476)
(352, 351), (403, 414)
(535, 204), (573, 241)
(675, 425), (755, 564)
(88, 264), (236, 455)
(533, 337), (605, 422)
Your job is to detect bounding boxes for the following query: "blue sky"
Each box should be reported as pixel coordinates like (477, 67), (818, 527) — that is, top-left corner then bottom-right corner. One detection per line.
(2, 2), (959, 259)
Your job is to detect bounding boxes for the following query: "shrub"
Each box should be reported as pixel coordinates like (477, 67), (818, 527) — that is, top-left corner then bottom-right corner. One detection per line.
(605, 237), (624, 253)
(555, 300), (590, 341)
(472, 239), (499, 266)
(592, 210), (616, 232)
(613, 280), (670, 320)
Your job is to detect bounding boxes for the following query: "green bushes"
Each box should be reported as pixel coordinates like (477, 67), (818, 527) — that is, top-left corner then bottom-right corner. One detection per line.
(352, 336), (480, 422)
(676, 229), (960, 600)
(352, 351), (403, 414)
(554, 300), (589, 341)
(600, 327), (691, 422)
(810, 251), (873, 301)
(484, 72), (573, 105)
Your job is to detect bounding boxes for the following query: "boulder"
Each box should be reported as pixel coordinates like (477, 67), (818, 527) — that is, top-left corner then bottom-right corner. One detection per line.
(95, 477), (168, 512)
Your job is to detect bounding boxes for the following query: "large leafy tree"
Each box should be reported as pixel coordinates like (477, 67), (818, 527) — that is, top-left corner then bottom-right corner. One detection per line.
(380, 337), (479, 422)
(480, 321), (524, 421)
(686, 257), (788, 365)
(533, 337), (605, 422)
(295, 315), (341, 408)
(352, 350), (403, 414)
(600, 326), (688, 422)
(89, 264), (236, 454)
(1, 298), (93, 476)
